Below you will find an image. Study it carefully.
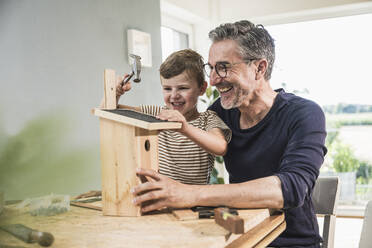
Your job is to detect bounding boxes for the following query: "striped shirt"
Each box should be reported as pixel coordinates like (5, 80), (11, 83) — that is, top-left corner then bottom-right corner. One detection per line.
(141, 105), (231, 185)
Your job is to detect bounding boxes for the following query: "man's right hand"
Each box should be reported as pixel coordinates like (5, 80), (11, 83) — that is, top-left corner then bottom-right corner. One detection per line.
(131, 168), (197, 213)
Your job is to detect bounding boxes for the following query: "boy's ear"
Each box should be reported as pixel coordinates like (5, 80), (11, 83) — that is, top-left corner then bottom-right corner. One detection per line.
(199, 81), (208, 96)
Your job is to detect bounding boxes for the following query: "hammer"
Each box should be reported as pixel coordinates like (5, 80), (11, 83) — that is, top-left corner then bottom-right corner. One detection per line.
(0, 224), (54, 247)
(122, 54), (142, 85)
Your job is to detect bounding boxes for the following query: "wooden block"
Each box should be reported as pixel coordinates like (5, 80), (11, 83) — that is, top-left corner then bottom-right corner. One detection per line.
(103, 69), (117, 110)
(238, 209), (270, 233)
(215, 208), (244, 234)
(172, 209), (199, 221)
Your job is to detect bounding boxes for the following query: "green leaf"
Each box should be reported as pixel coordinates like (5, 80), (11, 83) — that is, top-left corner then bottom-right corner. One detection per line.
(213, 89), (220, 100)
(217, 177), (225, 184)
(206, 86), (212, 98)
(216, 156), (224, 164)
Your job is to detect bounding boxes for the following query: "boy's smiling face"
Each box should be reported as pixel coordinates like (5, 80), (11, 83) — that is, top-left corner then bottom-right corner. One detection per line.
(161, 71), (205, 117)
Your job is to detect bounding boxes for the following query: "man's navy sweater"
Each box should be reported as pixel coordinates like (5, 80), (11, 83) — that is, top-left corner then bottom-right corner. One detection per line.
(209, 89), (327, 247)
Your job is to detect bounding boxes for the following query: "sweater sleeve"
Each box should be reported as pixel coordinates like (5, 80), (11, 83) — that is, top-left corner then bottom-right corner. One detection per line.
(276, 101), (327, 209)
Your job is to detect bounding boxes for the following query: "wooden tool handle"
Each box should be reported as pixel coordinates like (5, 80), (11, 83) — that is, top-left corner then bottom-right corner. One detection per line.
(0, 224), (54, 247)
(1, 224), (34, 243)
(214, 208), (244, 234)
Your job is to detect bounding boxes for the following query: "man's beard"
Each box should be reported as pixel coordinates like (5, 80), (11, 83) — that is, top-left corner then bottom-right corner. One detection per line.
(220, 85), (249, 109)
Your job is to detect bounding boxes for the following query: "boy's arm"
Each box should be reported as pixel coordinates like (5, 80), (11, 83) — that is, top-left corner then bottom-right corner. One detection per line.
(99, 75), (140, 112)
(183, 125), (228, 156)
(157, 110), (228, 156)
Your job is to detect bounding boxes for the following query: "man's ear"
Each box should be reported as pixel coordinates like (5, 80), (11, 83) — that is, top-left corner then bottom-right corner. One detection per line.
(200, 81), (208, 95)
(255, 60), (267, 80)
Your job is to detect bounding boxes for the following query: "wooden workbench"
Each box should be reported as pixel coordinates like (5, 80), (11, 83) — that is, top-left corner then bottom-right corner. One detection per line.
(0, 205), (285, 248)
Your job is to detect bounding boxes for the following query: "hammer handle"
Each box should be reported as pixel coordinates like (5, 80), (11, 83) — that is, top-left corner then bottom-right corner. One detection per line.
(0, 224), (35, 243)
(122, 72), (134, 86)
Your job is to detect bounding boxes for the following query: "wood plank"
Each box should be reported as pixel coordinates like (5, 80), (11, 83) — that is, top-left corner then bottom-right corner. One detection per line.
(254, 222), (286, 248)
(94, 108), (181, 130)
(70, 202), (102, 211)
(172, 209), (270, 225)
(103, 69), (117, 109)
(99, 118), (140, 216)
(0, 206), (284, 248)
(226, 213), (285, 248)
(135, 128), (159, 173)
(172, 209), (199, 221)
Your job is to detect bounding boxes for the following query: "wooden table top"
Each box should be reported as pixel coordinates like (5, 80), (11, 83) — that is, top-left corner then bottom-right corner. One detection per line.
(0, 205), (285, 248)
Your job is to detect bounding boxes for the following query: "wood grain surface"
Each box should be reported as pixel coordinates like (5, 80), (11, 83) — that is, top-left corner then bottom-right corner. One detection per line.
(0, 205), (285, 248)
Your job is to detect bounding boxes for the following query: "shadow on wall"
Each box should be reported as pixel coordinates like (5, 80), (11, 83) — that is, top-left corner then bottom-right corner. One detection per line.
(0, 110), (101, 201)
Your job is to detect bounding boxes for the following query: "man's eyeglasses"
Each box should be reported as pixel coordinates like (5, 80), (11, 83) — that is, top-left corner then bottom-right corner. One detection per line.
(203, 59), (255, 78)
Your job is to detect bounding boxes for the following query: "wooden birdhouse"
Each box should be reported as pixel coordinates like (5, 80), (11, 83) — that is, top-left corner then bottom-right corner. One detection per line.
(92, 69), (181, 217)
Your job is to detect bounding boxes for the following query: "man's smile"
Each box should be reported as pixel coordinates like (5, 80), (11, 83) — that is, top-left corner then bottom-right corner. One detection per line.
(218, 86), (233, 93)
(217, 82), (234, 95)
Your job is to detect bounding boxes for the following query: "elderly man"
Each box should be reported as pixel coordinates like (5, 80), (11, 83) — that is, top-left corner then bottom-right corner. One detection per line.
(132, 20), (327, 247)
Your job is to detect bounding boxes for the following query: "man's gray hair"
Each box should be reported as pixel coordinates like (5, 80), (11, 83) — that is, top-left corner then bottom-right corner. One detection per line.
(209, 20), (275, 80)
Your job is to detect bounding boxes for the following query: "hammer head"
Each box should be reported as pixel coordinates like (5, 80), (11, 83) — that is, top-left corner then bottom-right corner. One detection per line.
(129, 54), (141, 83)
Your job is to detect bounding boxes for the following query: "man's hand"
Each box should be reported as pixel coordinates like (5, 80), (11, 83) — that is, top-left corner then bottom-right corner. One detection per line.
(156, 109), (188, 133)
(131, 168), (195, 213)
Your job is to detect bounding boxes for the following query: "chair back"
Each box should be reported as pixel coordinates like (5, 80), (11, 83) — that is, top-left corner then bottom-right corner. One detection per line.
(312, 176), (340, 248)
(359, 200), (372, 248)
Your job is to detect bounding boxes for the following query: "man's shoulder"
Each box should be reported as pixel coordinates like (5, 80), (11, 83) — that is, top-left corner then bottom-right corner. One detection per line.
(278, 89), (323, 114)
(208, 98), (222, 111)
(275, 90), (325, 131)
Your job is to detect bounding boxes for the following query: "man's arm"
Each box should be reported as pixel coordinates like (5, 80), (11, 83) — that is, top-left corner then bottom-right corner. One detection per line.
(275, 102), (327, 209)
(132, 168), (283, 213)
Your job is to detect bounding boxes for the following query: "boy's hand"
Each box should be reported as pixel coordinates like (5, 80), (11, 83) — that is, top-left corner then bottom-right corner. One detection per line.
(156, 109), (188, 133)
(116, 74), (132, 98)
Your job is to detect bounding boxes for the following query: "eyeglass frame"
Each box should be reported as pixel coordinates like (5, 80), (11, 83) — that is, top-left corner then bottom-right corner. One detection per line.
(203, 59), (256, 78)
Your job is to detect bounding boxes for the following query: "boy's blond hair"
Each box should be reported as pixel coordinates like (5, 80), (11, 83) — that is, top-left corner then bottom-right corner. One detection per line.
(160, 49), (205, 88)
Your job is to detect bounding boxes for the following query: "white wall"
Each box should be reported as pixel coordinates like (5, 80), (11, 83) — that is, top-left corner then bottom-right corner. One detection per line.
(0, 0), (163, 200)
(162, 0), (372, 61)
(217, 0), (372, 23)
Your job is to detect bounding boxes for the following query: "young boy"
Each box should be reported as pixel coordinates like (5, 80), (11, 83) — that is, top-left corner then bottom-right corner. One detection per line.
(111, 49), (231, 185)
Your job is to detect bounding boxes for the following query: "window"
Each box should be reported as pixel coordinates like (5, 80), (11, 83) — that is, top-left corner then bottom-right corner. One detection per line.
(266, 14), (372, 247)
(160, 13), (193, 62)
(161, 26), (189, 61)
(267, 13), (372, 211)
